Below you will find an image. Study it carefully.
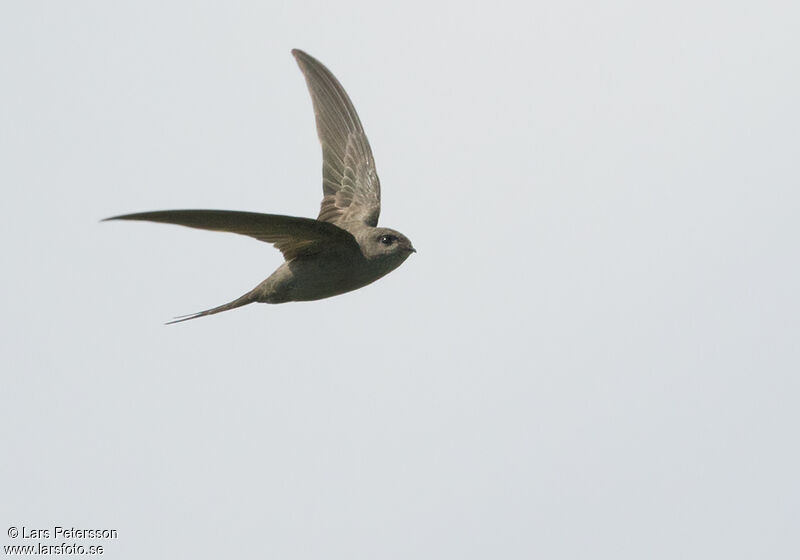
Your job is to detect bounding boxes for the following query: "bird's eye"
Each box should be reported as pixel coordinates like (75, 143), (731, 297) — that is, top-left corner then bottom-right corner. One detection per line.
(379, 235), (395, 245)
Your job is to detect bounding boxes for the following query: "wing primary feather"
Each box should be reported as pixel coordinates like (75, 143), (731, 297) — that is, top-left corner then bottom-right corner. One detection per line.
(291, 49), (381, 226)
(103, 209), (359, 261)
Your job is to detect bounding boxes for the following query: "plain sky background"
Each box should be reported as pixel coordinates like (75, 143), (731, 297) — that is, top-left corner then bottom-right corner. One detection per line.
(2, 1), (798, 558)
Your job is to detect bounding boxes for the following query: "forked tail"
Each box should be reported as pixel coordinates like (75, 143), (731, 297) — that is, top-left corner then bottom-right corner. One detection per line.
(166, 290), (258, 324)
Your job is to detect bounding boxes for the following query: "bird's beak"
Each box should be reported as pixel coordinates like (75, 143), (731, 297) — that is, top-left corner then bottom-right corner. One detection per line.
(407, 246), (417, 253)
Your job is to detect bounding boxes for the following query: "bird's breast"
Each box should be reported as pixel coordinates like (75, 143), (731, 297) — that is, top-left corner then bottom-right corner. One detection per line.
(275, 253), (389, 302)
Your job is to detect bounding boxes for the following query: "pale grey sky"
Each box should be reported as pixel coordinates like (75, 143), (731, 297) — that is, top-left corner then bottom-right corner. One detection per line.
(2, 1), (799, 558)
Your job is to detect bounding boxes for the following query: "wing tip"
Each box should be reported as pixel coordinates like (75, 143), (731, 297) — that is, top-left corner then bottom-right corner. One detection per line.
(291, 49), (327, 73)
(291, 48), (309, 59)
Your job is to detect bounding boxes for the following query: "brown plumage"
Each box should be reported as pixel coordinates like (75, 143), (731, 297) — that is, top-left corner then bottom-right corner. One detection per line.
(104, 50), (414, 323)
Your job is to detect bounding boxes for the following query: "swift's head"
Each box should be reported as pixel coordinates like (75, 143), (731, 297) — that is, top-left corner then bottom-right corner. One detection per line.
(358, 227), (416, 264)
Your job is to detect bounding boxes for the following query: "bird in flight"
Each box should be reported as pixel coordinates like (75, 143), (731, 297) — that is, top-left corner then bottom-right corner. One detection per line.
(105, 49), (415, 323)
